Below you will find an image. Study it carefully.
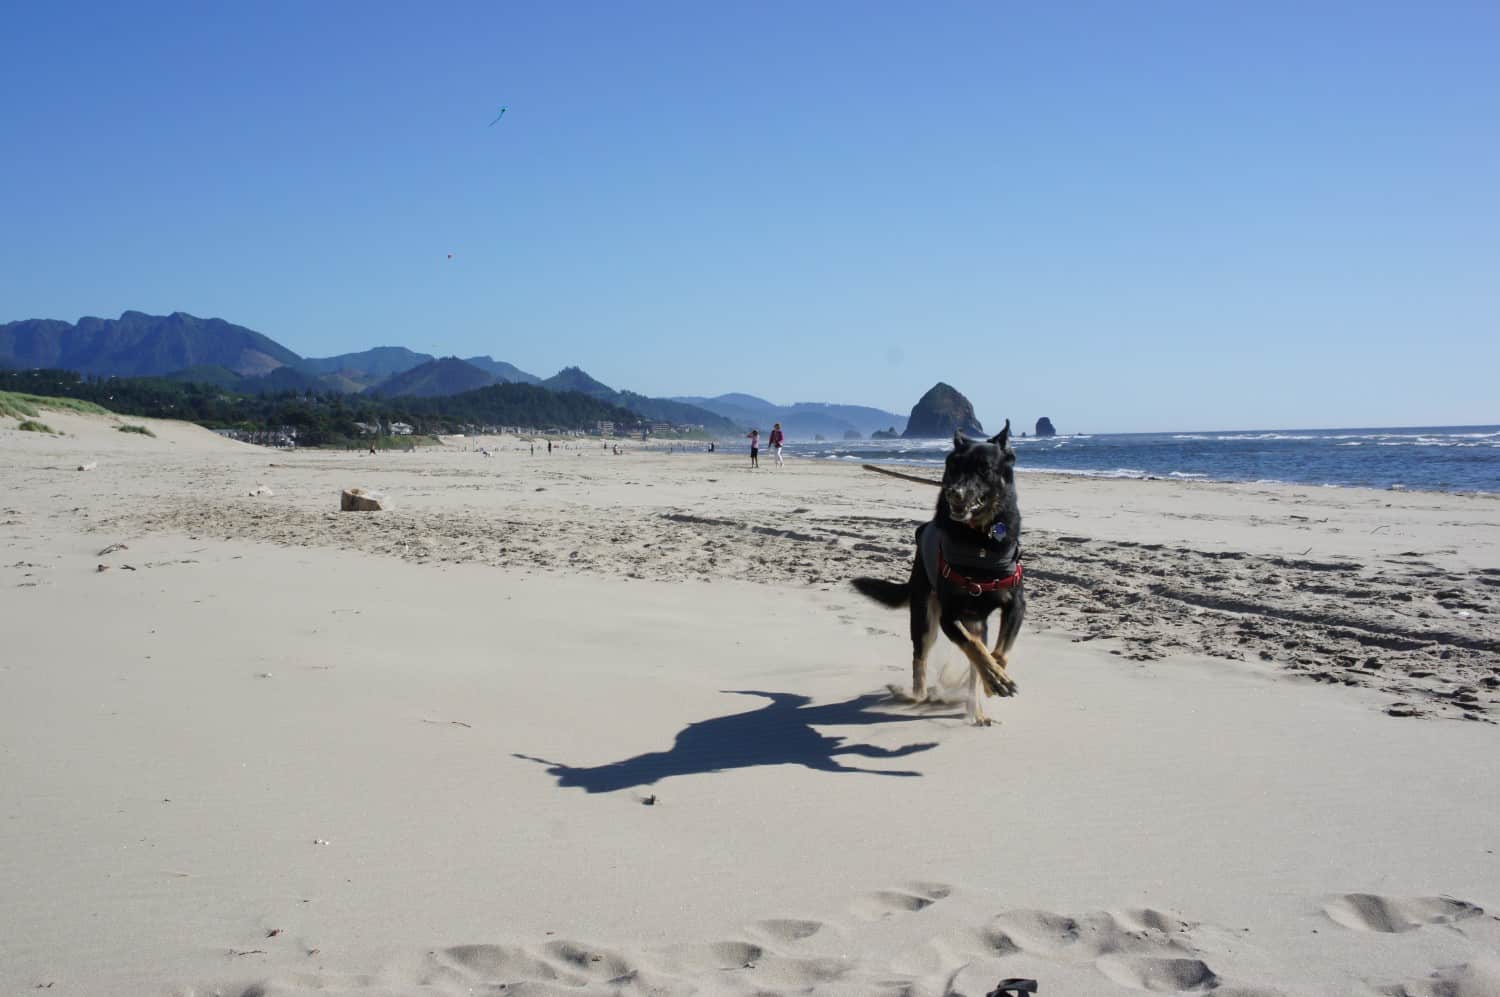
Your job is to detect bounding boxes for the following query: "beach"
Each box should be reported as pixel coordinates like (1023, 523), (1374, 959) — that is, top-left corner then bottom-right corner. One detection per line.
(3, 411), (1499, 996)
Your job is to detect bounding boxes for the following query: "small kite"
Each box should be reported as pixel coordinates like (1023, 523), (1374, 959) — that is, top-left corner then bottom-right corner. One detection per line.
(488, 106), (507, 127)
(447, 253), (454, 260)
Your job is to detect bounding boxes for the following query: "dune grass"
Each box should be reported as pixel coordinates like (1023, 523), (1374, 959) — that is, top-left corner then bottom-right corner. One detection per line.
(117, 423), (156, 437)
(0, 390), (110, 420)
(17, 419), (56, 433)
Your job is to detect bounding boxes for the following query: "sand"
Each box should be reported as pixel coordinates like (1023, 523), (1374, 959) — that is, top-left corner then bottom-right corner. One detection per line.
(2, 409), (1498, 996)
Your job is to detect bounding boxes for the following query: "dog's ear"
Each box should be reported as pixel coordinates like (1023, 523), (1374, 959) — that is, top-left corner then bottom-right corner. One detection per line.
(952, 430), (970, 451)
(989, 419), (1011, 450)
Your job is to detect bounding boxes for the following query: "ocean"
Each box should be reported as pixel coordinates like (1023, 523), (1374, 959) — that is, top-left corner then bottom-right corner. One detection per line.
(781, 426), (1500, 494)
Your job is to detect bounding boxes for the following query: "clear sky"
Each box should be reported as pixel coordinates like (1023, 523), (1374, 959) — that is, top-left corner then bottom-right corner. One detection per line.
(2, 1), (1496, 432)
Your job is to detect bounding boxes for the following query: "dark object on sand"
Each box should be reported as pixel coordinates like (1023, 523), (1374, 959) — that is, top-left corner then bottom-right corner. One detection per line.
(988, 980), (1038, 996)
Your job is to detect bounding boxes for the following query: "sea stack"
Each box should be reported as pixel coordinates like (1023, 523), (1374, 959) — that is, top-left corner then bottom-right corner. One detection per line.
(1035, 417), (1057, 438)
(902, 383), (983, 439)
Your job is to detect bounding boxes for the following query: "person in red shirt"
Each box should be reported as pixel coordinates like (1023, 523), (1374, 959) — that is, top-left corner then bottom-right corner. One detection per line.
(768, 423), (785, 468)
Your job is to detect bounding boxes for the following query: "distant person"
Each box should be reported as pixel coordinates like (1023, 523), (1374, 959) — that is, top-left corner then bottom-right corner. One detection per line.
(547, 440), (552, 454)
(768, 423), (785, 468)
(747, 429), (760, 468)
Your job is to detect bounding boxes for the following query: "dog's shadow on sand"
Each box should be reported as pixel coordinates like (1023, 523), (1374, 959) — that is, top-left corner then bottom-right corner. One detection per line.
(514, 690), (954, 794)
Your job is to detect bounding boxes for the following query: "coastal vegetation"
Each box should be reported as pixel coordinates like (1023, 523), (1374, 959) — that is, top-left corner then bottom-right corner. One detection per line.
(0, 369), (650, 447)
(16, 419), (55, 433)
(0, 389), (109, 420)
(117, 423), (155, 437)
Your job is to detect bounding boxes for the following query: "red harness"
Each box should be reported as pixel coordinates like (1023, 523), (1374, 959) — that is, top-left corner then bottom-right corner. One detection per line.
(938, 547), (1023, 596)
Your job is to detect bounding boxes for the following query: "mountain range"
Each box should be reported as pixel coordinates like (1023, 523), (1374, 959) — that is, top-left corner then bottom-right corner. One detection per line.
(0, 310), (906, 436)
(672, 393), (905, 439)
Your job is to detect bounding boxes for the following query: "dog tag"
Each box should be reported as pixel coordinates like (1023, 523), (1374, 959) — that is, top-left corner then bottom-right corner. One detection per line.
(991, 522), (1008, 541)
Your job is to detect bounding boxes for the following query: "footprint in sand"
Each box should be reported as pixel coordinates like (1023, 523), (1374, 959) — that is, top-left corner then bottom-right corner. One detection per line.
(983, 908), (1192, 962)
(539, 939), (636, 982)
(1377, 958), (1500, 997)
(851, 881), (953, 920)
(976, 908), (1228, 993)
(1322, 893), (1484, 934)
(753, 917), (826, 943)
(657, 938), (849, 986)
(437, 943), (573, 984)
(1095, 954), (1219, 992)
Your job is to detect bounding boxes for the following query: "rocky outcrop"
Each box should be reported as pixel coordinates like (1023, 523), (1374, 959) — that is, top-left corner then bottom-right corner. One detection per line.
(871, 427), (900, 440)
(902, 383), (983, 439)
(1035, 417), (1057, 438)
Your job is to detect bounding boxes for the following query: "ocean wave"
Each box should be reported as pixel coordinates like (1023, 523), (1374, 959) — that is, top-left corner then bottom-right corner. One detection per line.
(1018, 466), (1153, 480)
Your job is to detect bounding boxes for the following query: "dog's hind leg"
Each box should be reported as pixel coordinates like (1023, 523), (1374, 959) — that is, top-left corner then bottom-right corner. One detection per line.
(891, 565), (939, 704)
(909, 592), (939, 701)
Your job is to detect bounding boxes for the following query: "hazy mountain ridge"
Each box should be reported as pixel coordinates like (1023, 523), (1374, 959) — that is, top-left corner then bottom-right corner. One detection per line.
(295, 346), (435, 381)
(366, 358), (500, 399)
(672, 393), (907, 439)
(464, 355), (541, 385)
(545, 367), (736, 431)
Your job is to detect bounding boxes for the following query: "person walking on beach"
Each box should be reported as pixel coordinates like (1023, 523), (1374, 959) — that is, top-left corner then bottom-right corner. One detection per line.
(747, 429), (760, 468)
(768, 422), (785, 468)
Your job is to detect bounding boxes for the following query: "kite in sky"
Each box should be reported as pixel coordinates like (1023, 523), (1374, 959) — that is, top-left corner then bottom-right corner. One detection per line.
(488, 106), (508, 127)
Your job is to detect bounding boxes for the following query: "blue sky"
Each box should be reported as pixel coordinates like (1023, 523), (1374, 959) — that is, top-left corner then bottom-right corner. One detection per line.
(2, 1), (1496, 432)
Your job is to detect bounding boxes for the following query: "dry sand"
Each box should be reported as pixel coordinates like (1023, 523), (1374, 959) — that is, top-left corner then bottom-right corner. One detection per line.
(2, 409), (1498, 996)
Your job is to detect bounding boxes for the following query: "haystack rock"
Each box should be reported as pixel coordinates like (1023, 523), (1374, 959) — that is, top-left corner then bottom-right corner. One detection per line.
(1035, 417), (1057, 438)
(902, 383), (983, 439)
(340, 487), (387, 512)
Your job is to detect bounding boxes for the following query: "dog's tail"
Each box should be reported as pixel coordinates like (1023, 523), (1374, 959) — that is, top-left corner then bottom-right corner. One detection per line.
(851, 577), (911, 607)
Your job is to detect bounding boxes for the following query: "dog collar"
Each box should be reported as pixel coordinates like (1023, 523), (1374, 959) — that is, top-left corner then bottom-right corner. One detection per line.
(961, 518), (1008, 542)
(938, 546), (1023, 596)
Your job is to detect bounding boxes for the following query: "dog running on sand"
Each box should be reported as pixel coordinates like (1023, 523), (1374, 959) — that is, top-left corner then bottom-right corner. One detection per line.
(852, 421), (1025, 726)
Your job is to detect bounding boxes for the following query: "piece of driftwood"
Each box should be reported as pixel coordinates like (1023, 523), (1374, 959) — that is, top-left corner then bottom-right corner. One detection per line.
(861, 463), (941, 487)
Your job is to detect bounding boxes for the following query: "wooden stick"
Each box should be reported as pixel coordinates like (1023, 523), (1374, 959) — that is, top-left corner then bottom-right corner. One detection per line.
(861, 463), (942, 487)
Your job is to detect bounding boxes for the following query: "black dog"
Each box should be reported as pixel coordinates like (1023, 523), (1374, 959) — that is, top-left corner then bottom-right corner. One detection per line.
(853, 421), (1025, 726)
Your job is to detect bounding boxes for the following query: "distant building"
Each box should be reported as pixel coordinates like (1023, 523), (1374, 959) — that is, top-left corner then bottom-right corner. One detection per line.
(389, 422), (414, 436)
(353, 421), (380, 436)
(595, 420), (614, 436)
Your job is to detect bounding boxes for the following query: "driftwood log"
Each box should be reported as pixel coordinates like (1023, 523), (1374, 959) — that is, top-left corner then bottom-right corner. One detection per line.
(861, 463), (941, 487)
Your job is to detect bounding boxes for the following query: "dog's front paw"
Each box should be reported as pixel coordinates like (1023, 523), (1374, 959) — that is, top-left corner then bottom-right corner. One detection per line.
(983, 675), (1018, 698)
